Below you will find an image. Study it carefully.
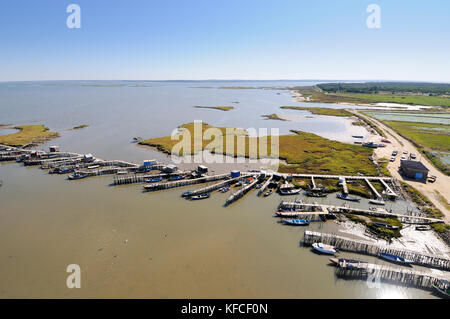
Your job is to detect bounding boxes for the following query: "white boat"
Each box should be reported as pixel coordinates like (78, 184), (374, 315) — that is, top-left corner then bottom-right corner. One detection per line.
(312, 243), (336, 255)
(369, 199), (385, 205)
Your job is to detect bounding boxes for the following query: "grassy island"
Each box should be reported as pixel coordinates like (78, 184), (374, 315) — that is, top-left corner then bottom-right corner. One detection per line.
(139, 122), (378, 176)
(0, 125), (59, 147)
(280, 106), (353, 117)
(72, 124), (89, 130)
(194, 106), (234, 111)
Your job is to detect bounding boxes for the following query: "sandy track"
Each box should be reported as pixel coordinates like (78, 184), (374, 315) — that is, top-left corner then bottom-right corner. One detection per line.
(352, 110), (450, 223)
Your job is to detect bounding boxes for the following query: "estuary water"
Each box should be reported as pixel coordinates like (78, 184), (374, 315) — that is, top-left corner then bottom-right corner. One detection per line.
(0, 81), (438, 298)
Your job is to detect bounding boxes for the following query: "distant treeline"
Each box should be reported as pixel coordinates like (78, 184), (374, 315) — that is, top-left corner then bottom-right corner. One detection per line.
(317, 82), (450, 95)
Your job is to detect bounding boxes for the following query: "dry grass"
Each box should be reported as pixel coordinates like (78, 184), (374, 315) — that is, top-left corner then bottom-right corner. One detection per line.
(140, 122), (378, 175)
(0, 125), (59, 147)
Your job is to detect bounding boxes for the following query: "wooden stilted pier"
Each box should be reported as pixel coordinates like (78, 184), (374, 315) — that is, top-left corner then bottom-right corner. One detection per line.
(144, 173), (231, 192)
(364, 178), (382, 199)
(257, 174), (273, 196)
(225, 177), (260, 206)
(304, 231), (450, 270)
(335, 261), (449, 291)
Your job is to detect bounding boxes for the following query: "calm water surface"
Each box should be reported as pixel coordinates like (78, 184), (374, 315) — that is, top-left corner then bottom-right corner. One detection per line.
(0, 81), (437, 298)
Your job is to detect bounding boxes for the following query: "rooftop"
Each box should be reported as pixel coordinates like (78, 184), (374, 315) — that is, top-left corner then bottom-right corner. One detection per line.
(401, 160), (429, 171)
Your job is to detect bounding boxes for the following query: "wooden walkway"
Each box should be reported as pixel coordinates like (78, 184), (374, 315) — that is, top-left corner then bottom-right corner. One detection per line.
(257, 174), (273, 196)
(279, 201), (444, 224)
(185, 175), (250, 196)
(225, 177), (260, 206)
(364, 178), (382, 199)
(335, 261), (449, 291)
(304, 231), (450, 270)
(144, 173), (231, 192)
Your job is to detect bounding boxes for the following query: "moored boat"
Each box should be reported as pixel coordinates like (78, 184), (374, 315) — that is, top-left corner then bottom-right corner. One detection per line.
(337, 194), (360, 202)
(190, 193), (210, 200)
(68, 172), (88, 180)
(219, 186), (230, 193)
(279, 188), (301, 195)
(329, 257), (367, 266)
(145, 177), (163, 183)
(282, 219), (310, 226)
(379, 252), (413, 265)
(305, 190), (327, 197)
(263, 189), (273, 197)
(415, 225), (431, 231)
(432, 280), (450, 299)
(312, 243), (337, 255)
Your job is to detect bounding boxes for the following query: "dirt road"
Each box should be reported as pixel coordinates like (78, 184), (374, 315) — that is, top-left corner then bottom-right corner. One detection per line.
(352, 110), (450, 223)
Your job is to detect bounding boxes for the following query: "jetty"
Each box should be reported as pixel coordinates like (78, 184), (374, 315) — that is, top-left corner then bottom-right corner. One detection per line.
(225, 177), (260, 206)
(279, 201), (443, 225)
(184, 175), (250, 197)
(144, 173), (231, 192)
(304, 231), (450, 270)
(335, 261), (449, 291)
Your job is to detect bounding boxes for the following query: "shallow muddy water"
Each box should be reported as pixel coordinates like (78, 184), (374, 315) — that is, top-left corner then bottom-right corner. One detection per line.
(0, 81), (440, 298)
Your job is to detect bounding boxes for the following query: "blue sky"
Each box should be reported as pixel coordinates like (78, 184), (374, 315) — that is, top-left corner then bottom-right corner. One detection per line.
(0, 0), (449, 81)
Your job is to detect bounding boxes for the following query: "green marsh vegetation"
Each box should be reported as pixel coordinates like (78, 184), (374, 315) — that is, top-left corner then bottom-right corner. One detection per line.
(0, 125), (59, 147)
(194, 106), (235, 111)
(139, 122), (378, 176)
(280, 106), (353, 117)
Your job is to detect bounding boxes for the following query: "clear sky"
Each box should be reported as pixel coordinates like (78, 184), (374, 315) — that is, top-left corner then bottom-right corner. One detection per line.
(0, 0), (449, 82)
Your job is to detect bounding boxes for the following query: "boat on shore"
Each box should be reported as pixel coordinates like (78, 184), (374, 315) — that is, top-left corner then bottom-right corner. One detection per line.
(415, 225), (431, 231)
(337, 194), (360, 202)
(190, 193), (210, 200)
(312, 243), (337, 255)
(329, 258), (367, 266)
(379, 253), (414, 266)
(369, 199), (385, 205)
(305, 190), (327, 197)
(282, 219), (310, 226)
(279, 188), (302, 195)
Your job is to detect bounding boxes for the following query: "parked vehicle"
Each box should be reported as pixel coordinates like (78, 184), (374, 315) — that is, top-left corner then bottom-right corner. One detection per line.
(410, 153), (417, 159)
(392, 150), (398, 156)
(390, 157), (395, 162)
(428, 175), (437, 183)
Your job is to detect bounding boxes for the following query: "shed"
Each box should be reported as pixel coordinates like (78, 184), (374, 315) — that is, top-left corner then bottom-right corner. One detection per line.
(231, 170), (240, 178)
(197, 165), (208, 174)
(400, 160), (429, 181)
(49, 146), (60, 153)
(163, 164), (178, 173)
(83, 154), (94, 163)
(143, 159), (157, 167)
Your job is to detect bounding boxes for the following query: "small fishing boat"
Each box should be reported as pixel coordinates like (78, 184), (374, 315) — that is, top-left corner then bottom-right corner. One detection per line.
(169, 175), (184, 181)
(263, 189), (273, 197)
(352, 135), (364, 139)
(379, 253), (414, 265)
(372, 222), (400, 230)
(48, 168), (59, 174)
(181, 191), (192, 197)
(279, 188), (302, 195)
(255, 184), (262, 189)
(336, 194), (360, 202)
(275, 211), (301, 217)
(415, 225), (431, 231)
(146, 177), (163, 183)
(132, 137), (143, 143)
(219, 186), (230, 193)
(432, 280), (450, 299)
(190, 193), (210, 200)
(116, 170), (127, 175)
(234, 182), (242, 187)
(305, 190), (327, 197)
(88, 165), (100, 169)
(329, 258), (367, 266)
(283, 219), (310, 226)
(369, 199), (385, 205)
(68, 172), (88, 180)
(312, 243), (337, 255)
(58, 167), (73, 174)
